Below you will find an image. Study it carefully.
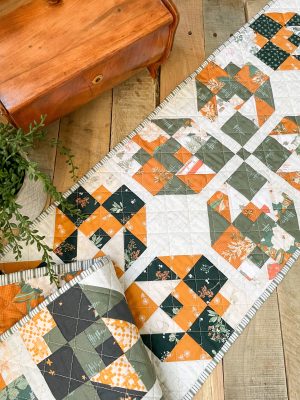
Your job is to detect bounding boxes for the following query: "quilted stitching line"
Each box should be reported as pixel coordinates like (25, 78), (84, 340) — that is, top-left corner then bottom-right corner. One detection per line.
(0, 258), (111, 341)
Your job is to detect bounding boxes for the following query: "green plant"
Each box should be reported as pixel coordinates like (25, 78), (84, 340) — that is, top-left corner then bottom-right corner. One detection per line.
(0, 116), (80, 285)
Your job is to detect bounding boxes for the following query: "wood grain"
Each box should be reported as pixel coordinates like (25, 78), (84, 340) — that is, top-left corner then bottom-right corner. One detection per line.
(277, 262), (300, 400)
(245, 0), (268, 21)
(160, 0), (205, 99)
(111, 70), (157, 147)
(53, 92), (112, 192)
(29, 121), (60, 177)
(203, 0), (246, 57)
(224, 293), (288, 400)
(199, 363), (225, 400)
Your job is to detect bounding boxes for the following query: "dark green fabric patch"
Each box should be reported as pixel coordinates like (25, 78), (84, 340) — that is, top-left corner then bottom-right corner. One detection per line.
(227, 162), (267, 200)
(256, 41), (289, 70)
(221, 112), (258, 146)
(250, 14), (282, 39)
(248, 246), (269, 268)
(253, 136), (291, 171)
(195, 137), (234, 172)
(135, 256), (179, 281)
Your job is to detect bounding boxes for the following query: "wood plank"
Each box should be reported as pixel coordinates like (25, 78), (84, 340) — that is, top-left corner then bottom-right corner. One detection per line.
(110, 70), (157, 147)
(29, 120), (60, 210)
(224, 2), (288, 399)
(224, 293), (288, 400)
(199, 364), (225, 400)
(277, 262), (300, 400)
(245, 0), (268, 22)
(203, 0), (246, 57)
(160, 0), (205, 100)
(30, 121), (60, 177)
(53, 92), (112, 192)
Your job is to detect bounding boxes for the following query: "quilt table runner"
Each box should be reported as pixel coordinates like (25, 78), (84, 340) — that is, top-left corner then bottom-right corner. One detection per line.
(2, 0), (300, 398)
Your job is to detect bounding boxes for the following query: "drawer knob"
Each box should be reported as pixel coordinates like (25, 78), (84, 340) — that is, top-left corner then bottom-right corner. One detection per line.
(92, 74), (104, 85)
(47, 0), (62, 4)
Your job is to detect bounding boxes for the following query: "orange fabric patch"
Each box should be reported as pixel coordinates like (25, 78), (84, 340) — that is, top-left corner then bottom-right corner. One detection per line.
(133, 158), (173, 195)
(165, 333), (211, 362)
(200, 97), (218, 121)
(133, 134), (167, 156)
(177, 173), (215, 193)
(0, 374), (5, 390)
(125, 206), (147, 246)
(79, 206), (122, 237)
(91, 354), (146, 391)
(266, 12), (295, 25)
(278, 171), (300, 191)
(271, 27), (295, 52)
(91, 185), (112, 204)
(196, 62), (228, 92)
(212, 225), (255, 269)
(160, 255), (201, 279)
(242, 202), (262, 222)
(125, 283), (157, 329)
(254, 32), (269, 48)
(53, 209), (77, 249)
(0, 284), (42, 335)
(271, 117), (300, 135)
(19, 311), (54, 364)
(235, 64), (268, 93)
(255, 97), (275, 127)
(103, 318), (139, 352)
(279, 55), (300, 70)
(0, 260), (42, 274)
(209, 292), (230, 316)
(174, 147), (193, 164)
(172, 281), (206, 331)
(208, 191), (231, 222)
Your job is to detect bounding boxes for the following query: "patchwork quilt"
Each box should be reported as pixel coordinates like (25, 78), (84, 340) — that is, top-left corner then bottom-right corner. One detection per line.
(1, 0), (300, 398)
(0, 258), (162, 399)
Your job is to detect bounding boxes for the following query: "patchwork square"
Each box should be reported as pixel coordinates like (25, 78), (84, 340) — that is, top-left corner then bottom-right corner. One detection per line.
(256, 41), (290, 70)
(129, 255), (232, 362)
(221, 112), (258, 146)
(102, 185), (145, 225)
(188, 307), (234, 357)
(227, 162), (267, 200)
(95, 335), (124, 366)
(250, 12), (300, 70)
(132, 119), (222, 195)
(195, 61), (275, 129)
(59, 186), (100, 227)
(48, 284), (99, 341)
(38, 344), (87, 400)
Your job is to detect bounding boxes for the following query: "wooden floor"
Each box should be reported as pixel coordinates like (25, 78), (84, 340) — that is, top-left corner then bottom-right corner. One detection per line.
(31, 0), (300, 399)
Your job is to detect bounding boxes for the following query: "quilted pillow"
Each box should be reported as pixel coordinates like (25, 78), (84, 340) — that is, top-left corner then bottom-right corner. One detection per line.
(0, 257), (162, 399)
